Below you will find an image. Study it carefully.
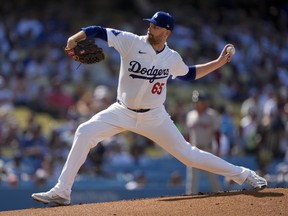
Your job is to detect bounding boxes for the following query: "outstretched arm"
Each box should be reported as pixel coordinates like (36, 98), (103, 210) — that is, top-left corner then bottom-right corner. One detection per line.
(177, 44), (235, 81)
(195, 44), (234, 79)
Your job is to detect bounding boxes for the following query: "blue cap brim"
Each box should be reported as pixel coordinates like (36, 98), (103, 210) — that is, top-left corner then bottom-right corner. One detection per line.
(143, 18), (163, 28)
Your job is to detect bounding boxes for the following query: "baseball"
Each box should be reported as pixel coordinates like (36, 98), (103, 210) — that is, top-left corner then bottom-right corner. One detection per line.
(226, 46), (235, 55)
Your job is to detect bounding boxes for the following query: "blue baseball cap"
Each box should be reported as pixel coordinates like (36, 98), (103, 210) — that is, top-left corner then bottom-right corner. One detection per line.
(144, 11), (174, 31)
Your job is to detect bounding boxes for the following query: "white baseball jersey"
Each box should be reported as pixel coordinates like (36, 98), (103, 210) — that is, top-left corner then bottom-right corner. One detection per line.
(106, 28), (188, 109)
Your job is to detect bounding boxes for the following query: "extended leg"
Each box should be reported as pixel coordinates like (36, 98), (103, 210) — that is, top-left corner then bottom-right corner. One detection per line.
(137, 114), (266, 188)
(32, 117), (124, 204)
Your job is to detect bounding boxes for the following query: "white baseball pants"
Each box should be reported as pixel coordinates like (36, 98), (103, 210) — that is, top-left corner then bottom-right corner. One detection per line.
(54, 102), (249, 199)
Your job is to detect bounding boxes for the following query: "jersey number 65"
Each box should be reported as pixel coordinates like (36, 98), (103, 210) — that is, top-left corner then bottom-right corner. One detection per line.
(151, 82), (165, 95)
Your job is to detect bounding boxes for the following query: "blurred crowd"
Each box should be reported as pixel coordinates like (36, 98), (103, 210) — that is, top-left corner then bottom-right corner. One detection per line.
(0, 0), (287, 187)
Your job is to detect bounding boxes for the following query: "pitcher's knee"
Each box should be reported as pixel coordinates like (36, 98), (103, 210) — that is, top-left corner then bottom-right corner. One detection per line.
(74, 122), (100, 148)
(75, 122), (95, 137)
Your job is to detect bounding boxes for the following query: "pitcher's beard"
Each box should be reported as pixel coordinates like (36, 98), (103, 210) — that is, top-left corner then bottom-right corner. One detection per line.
(147, 34), (158, 45)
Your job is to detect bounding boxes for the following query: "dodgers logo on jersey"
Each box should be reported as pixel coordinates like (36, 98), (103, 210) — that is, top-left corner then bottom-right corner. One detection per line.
(128, 60), (169, 83)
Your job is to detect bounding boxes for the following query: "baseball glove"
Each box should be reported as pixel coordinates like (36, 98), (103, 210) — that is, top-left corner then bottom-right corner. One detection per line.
(65, 39), (105, 64)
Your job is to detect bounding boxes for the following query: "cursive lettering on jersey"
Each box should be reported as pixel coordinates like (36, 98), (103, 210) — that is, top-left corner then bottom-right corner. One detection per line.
(128, 61), (169, 83)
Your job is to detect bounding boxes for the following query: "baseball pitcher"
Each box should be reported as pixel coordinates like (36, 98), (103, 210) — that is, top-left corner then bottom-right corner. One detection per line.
(32, 11), (267, 205)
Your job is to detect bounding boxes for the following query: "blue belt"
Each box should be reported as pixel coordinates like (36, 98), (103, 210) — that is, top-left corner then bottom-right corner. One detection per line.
(117, 99), (150, 113)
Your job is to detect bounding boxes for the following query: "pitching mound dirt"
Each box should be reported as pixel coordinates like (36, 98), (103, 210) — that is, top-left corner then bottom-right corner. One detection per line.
(1, 188), (287, 216)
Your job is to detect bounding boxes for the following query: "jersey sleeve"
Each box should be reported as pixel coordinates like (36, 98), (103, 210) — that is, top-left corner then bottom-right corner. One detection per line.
(170, 52), (189, 79)
(106, 28), (137, 57)
(81, 26), (107, 41)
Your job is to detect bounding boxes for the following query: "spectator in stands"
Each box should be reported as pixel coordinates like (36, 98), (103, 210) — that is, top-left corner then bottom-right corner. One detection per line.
(0, 75), (14, 113)
(45, 77), (75, 118)
(92, 85), (115, 113)
(185, 90), (221, 194)
(239, 106), (259, 154)
(240, 88), (260, 114)
(0, 117), (21, 158)
(217, 105), (236, 156)
(255, 92), (286, 176)
(0, 159), (7, 184)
